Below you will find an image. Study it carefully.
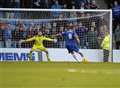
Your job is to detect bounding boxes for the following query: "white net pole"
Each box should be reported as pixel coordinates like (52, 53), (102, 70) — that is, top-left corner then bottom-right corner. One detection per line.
(110, 10), (113, 62)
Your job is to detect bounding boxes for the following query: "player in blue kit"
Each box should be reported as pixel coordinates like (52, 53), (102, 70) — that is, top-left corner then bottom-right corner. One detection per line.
(55, 23), (87, 62)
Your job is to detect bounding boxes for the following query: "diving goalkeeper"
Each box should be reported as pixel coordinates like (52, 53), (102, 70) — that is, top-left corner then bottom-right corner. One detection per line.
(20, 31), (57, 61)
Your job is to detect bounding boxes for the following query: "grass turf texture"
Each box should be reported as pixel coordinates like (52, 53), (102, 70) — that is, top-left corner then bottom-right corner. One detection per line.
(0, 62), (120, 88)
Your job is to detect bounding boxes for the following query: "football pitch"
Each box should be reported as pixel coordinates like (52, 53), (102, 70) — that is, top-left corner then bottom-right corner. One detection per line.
(0, 62), (120, 88)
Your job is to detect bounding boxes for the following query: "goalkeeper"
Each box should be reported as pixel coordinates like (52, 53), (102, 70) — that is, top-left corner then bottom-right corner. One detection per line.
(101, 31), (110, 62)
(20, 31), (57, 61)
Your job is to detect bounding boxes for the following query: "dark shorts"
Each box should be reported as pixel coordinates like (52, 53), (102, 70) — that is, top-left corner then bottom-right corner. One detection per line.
(66, 44), (79, 53)
(103, 49), (109, 62)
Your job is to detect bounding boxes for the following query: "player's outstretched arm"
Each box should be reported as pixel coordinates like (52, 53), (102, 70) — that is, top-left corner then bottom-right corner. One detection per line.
(19, 37), (35, 43)
(51, 33), (61, 37)
(48, 33), (62, 43)
(19, 40), (26, 43)
(43, 37), (57, 43)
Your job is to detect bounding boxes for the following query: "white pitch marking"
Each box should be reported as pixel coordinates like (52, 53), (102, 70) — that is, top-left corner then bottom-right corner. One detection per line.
(67, 69), (78, 73)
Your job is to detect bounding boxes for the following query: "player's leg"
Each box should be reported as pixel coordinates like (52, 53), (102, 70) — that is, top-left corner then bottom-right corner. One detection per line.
(28, 46), (37, 61)
(73, 44), (84, 58)
(103, 49), (109, 62)
(70, 52), (79, 62)
(66, 45), (79, 62)
(40, 47), (51, 62)
(28, 49), (33, 61)
(76, 51), (88, 62)
(44, 50), (51, 62)
(74, 44), (88, 62)
(77, 51), (84, 58)
(77, 51), (88, 62)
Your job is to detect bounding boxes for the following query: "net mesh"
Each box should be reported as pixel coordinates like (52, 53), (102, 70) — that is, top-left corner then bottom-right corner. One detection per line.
(0, 9), (110, 49)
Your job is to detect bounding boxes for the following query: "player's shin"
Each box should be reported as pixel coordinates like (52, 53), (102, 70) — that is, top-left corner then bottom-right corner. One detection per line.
(45, 51), (51, 62)
(28, 51), (33, 61)
(78, 52), (88, 62)
(71, 53), (79, 62)
(78, 52), (84, 58)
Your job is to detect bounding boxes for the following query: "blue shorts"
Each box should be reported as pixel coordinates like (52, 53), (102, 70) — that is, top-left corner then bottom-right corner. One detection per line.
(66, 44), (79, 53)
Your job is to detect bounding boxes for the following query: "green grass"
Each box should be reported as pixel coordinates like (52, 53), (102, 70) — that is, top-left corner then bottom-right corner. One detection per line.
(0, 62), (120, 88)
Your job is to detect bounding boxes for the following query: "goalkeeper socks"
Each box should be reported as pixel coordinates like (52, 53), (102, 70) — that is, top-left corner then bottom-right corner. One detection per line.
(46, 53), (51, 62)
(28, 51), (32, 61)
(78, 52), (84, 57)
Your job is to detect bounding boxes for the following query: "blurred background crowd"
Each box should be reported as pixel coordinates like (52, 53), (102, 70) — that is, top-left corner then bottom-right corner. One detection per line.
(0, 0), (120, 49)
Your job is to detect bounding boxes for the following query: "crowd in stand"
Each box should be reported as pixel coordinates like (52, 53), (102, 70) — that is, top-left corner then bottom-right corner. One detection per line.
(0, 0), (120, 49)
(0, 0), (98, 9)
(110, 0), (120, 49)
(32, 0), (99, 9)
(0, 11), (107, 49)
(0, 0), (20, 8)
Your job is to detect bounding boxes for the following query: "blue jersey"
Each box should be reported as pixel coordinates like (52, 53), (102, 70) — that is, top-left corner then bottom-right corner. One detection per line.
(61, 30), (77, 45)
(61, 30), (79, 53)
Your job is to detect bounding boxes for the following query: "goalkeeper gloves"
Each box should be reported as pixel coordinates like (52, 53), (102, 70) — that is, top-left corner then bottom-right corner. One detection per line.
(53, 39), (57, 43)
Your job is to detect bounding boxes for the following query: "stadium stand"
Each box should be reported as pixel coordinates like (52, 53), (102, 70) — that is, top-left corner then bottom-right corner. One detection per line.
(0, 0), (119, 49)
(0, 10), (109, 49)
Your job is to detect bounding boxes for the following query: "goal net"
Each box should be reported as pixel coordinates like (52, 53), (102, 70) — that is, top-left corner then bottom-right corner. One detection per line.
(0, 9), (112, 62)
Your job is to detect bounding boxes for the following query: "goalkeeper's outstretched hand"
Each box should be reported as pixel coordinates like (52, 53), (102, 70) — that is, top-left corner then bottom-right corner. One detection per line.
(19, 40), (25, 44)
(53, 39), (57, 43)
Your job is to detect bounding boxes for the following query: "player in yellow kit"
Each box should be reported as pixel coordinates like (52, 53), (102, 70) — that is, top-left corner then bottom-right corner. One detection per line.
(101, 31), (110, 62)
(20, 31), (57, 61)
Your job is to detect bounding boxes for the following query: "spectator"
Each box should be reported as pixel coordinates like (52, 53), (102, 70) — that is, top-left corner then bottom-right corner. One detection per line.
(90, 0), (99, 9)
(99, 23), (108, 38)
(33, 0), (41, 8)
(75, 22), (88, 48)
(25, 23), (36, 48)
(68, 6), (77, 24)
(80, 12), (86, 17)
(75, 0), (87, 9)
(32, 0), (47, 8)
(114, 24), (120, 49)
(44, 28), (51, 35)
(8, 21), (16, 48)
(12, 29), (17, 48)
(86, 26), (99, 49)
(58, 26), (65, 48)
(80, 2), (85, 9)
(46, 22), (52, 32)
(0, 21), (4, 48)
(34, 24), (41, 33)
(12, 0), (21, 8)
(51, 0), (62, 18)
(15, 21), (26, 48)
(112, 0), (120, 25)
(72, 5), (76, 9)
(3, 23), (12, 48)
(63, 4), (67, 9)
(27, 23), (35, 38)
(84, 0), (91, 9)
(43, 27), (53, 48)
(0, 28), (3, 48)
